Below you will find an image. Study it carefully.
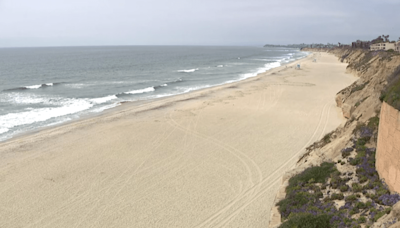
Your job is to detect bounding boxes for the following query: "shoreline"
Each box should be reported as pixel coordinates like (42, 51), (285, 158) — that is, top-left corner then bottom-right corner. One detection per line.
(0, 52), (355, 227)
(0, 54), (309, 147)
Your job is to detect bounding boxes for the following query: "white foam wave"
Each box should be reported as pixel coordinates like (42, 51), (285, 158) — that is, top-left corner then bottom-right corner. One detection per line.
(239, 61), (281, 80)
(177, 68), (198, 73)
(0, 128), (9, 134)
(161, 84), (167, 87)
(65, 83), (90, 89)
(217, 65), (224, 68)
(90, 95), (118, 104)
(124, 87), (155, 95)
(25, 84), (42, 89)
(0, 99), (93, 131)
(1, 93), (50, 105)
(23, 83), (54, 89)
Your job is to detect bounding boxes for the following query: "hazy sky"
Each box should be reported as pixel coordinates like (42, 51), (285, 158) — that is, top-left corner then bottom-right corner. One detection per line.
(1, 0), (399, 47)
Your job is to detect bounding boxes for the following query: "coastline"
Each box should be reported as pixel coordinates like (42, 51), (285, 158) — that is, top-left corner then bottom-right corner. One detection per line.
(0, 52), (356, 227)
(0, 54), (309, 146)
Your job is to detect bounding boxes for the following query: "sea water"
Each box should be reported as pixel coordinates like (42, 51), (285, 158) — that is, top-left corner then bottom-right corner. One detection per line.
(0, 46), (308, 141)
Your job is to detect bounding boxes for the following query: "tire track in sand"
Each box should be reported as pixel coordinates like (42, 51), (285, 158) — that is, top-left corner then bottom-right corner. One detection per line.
(214, 102), (333, 227)
(196, 101), (330, 227)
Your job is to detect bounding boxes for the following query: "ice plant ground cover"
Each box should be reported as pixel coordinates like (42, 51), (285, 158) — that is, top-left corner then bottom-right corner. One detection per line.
(277, 121), (400, 228)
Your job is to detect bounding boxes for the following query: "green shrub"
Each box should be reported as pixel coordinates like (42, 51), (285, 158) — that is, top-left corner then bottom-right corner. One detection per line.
(356, 145), (367, 152)
(376, 188), (390, 197)
(331, 193), (344, 200)
(279, 213), (332, 228)
(381, 66), (400, 110)
(352, 183), (363, 192)
(367, 116), (379, 130)
(286, 162), (336, 194)
(373, 180), (384, 188)
(355, 202), (366, 209)
(345, 194), (358, 202)
(277, 191), (312, 214)
(358, 216), (367, 223)
(359, 176), (368, 183)
(365, 201), (372, 207)
(340, 185), (349, 192)
(356, 168), (365, 174)
(350, 158), (361, 166)
(355, 150), (366, 159)
(342, 151), (351, 158)
(350, 207), (359, 215)
(373, 211), (386, 222)
(323, 133), (332, 144)
(357, 138), (370, 146)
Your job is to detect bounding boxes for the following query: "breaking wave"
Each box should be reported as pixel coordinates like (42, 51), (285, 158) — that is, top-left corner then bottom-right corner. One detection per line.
(0, 98), (94, 132)
(90, 95), (118, 104)
(123, 87), (155, 95)
(177, 68), (198, 73)
(4, 82), (62, 91)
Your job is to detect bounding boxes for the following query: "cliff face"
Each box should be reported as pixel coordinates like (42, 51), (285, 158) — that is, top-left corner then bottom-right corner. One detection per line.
(269, 48), (400, 228)
(304, 48), (400, 123)
(297, 49), (400, 164)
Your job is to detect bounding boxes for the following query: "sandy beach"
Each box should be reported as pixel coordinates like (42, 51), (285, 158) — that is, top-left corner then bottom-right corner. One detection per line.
(0, 53), (356, 228)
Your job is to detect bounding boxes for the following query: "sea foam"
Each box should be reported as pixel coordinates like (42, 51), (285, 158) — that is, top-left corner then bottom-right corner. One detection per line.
(0, 99), (93, 131)
(177, 68), (198, 73)
(25, 84), (42, 89)
(124, 87), (155, 95)
(0, 128), (9, 134)
(90, 95), (118, 104)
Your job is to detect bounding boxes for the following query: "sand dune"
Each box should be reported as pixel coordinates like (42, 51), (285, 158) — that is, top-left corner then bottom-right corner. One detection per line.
(0, 53), (356, 227)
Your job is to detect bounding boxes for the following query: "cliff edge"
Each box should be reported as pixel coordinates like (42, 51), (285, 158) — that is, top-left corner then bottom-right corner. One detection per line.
(269, 48), (400, 228)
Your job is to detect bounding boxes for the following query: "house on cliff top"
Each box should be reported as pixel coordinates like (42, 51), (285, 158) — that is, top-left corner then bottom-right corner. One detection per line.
(370, 42), (396, 51)
(396, 41), (400, 53)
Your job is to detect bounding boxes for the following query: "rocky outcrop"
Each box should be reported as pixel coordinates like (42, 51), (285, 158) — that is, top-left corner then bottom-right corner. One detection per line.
(342, 103), (354, 119)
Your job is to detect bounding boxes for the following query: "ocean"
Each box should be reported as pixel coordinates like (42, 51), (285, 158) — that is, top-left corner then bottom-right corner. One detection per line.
(0, 46), (308, 142)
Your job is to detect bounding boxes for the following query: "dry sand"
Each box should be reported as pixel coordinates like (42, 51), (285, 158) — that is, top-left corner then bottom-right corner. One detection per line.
(0, 53), (356, 228)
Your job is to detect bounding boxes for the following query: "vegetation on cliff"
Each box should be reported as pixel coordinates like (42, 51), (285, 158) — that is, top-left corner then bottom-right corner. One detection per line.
(274, 47), (400, 228)
(277, 120), (400, 228)
(380, 66), (400, 110)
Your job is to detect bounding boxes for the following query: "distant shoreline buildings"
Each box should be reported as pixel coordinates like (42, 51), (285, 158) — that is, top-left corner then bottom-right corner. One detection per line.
(265, 35), (400, 53)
